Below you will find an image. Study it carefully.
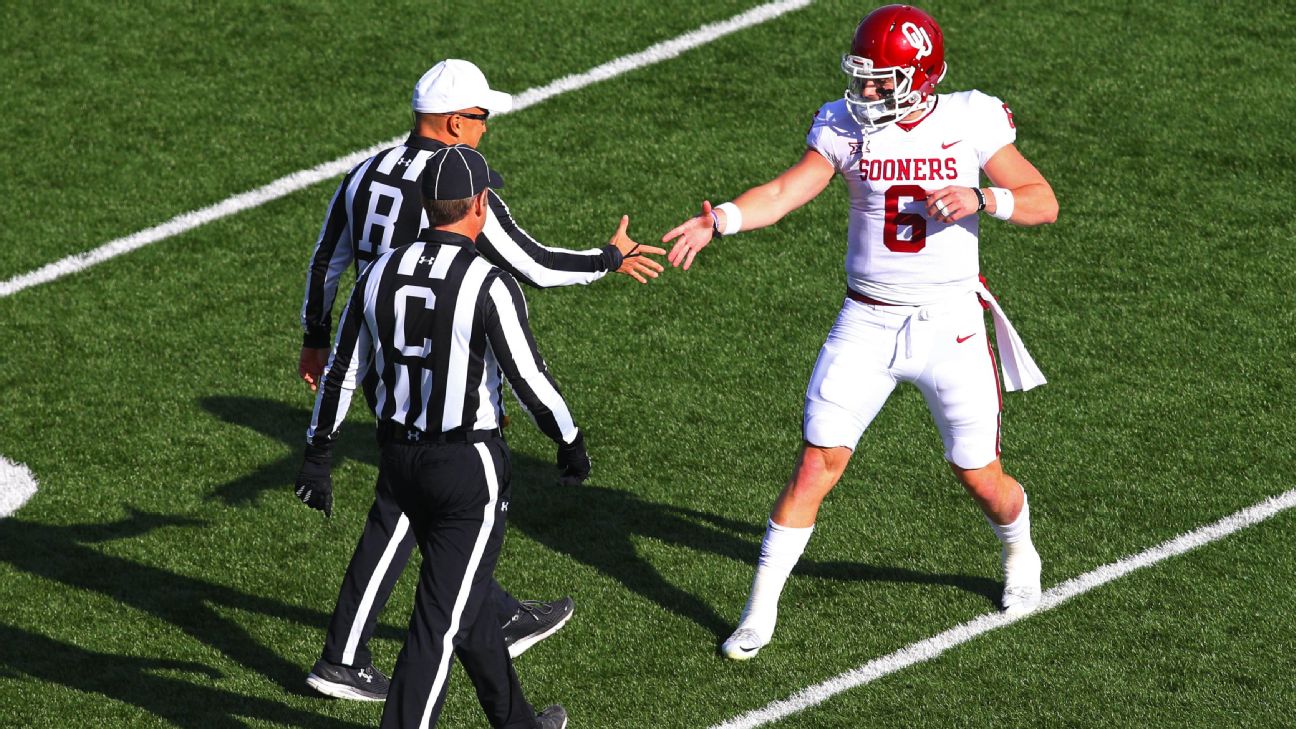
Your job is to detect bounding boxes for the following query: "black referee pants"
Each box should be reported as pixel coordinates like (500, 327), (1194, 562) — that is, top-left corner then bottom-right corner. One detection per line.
(319, 480), (521, 669)
(322, 381), (522, 670)
(378, 437), (534, 729)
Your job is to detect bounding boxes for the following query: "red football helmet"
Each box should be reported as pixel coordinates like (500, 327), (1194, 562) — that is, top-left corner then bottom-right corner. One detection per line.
(840, 4), (947, 130)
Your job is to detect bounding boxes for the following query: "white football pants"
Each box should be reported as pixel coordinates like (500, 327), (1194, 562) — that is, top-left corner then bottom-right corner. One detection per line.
(803, 291), (1002, 469)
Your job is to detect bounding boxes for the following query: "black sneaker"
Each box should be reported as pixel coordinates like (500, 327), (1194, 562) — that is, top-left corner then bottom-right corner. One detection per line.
(535, 704), (568, 729)
(501, 597), (575, 658)
(305, 658), (389, 701)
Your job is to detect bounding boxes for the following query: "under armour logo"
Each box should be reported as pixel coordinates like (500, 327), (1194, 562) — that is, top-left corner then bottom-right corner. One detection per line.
(500, 501), (509, 512)
(901, 22), (933, 60)
(407, 431), (419, 441)
(418, 256), (435, 265)
(395, 158), (412, 167)
(358, 668), (374, 683)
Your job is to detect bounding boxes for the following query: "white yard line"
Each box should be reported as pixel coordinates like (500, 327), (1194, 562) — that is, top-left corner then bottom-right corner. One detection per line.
(0, 456), (39, 518)
(0, 0), (812, 300)
(710, 487), (1296, 729)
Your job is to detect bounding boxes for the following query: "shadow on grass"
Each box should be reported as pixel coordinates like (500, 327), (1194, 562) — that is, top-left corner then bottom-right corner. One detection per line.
(0, 510), (368, 727)
(505, 461), (1002, 638)
(201, 394), (378, 508)
(202, 395), (1000, 642)
(0, 623), (366, 729)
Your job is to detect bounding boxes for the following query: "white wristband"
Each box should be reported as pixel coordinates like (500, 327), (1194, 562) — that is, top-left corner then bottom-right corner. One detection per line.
(714, 202), (743, 236)
(988, 187), (1015, 221)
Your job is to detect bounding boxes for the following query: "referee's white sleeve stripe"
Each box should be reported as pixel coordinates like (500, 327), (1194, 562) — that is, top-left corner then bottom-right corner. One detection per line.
(302, 162), (366, 331)
(300, 179), (346, 326)
(487, 278), (578, 441)
(480, 204), (604, 288)
(306, 261), (380, 439)
(347, 318), (372, 390)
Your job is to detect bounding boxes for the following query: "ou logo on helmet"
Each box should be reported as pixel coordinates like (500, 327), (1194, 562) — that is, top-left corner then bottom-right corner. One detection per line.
(901, 22), (933, 60)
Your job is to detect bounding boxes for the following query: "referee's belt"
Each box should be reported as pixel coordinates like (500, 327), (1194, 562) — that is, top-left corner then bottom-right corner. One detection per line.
(377, 421), (502, 445)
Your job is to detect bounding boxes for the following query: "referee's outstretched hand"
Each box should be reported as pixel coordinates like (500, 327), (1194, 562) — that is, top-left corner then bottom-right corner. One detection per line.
(610, 215), (666, 284)
(556, 431), (591, 487)
(294, 444), (334, 517)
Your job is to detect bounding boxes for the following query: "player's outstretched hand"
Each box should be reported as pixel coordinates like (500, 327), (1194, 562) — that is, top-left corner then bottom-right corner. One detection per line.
(556, 431), (591, 486)
(294, 443), (334, 517)
(662, 200), (716, 270)
(299, 346), (328, 392)
(610, 214), (666, 284)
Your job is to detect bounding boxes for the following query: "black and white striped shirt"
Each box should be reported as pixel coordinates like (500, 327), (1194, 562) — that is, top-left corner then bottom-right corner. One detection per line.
(301, 133), (622, 348)
(307, 231), (577, 445)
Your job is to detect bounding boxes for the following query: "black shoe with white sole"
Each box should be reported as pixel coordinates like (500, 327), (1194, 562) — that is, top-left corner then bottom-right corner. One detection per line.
(501, 597), (575, 658)
(305, 658), (389, 702)
(535, 704), (568, 729)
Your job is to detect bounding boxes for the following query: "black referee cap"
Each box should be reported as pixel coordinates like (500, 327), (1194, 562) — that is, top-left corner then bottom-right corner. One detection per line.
(421, 144), (503, 201)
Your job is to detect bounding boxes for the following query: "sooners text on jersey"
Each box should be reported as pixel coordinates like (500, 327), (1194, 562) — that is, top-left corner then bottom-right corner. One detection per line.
(807, 90), (1016, 304)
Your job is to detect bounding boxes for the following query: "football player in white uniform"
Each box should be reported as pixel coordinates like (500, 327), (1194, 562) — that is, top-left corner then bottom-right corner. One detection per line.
(663, 3), (1058, 660)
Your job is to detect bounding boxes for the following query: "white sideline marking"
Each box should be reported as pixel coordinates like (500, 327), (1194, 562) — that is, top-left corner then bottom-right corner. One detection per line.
(711, 488), (1296, 729)
(0, 0), (812, 300)
(0, 456), (39, 518)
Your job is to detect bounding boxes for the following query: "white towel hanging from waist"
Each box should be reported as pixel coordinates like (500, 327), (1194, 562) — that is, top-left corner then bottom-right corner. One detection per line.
(975, 281), (1047, 392)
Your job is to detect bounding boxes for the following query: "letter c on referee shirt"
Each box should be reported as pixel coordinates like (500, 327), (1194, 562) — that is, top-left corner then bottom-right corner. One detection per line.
(394, 285), (436, 357)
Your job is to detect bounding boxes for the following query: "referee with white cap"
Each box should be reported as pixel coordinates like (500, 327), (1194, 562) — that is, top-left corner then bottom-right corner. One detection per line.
(297, 144), (576, 728)
(297, 59), (664, 702)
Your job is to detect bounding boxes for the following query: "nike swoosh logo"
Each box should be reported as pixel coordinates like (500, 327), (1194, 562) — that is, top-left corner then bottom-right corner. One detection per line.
(941, 140), (962, 149)
(957, 333), (977, 343)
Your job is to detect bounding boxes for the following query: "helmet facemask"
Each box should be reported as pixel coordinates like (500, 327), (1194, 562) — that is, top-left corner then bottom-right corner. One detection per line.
(841, 54), (929, 131)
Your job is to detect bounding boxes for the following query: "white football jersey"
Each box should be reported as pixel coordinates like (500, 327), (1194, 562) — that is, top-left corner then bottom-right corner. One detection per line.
(807, 90), (1017, 304)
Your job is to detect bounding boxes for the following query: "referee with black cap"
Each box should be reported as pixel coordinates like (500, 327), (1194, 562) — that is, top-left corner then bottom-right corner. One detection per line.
(296, 144), (578, 728)
(298, 59), (662, 702)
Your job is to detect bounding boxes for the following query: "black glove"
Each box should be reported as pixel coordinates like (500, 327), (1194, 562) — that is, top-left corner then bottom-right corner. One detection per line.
(294, 443), (334, 517)
(556, 431), (591, 486)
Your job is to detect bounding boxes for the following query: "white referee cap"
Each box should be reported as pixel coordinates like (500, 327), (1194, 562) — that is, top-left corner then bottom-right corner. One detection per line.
(412, 59), (513, 114)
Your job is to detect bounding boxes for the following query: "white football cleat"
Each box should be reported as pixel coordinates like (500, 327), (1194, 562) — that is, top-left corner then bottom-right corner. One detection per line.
(1000, 545), (1043, 617)
(721, 627), (768, 661)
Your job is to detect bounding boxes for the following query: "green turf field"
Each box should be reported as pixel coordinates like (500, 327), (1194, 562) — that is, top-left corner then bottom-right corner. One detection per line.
(2, 0), (1294, 726)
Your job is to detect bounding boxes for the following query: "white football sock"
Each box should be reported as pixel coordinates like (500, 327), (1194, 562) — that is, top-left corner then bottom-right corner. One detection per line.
(988, 487), (1034, 558)
(736, 519), (814, 641)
